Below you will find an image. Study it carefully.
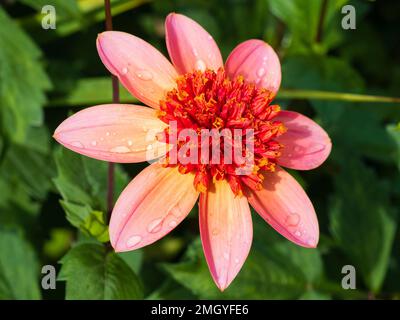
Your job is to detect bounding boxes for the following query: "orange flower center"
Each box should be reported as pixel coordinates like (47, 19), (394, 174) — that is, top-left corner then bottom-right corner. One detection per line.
(158, 67), (286, 195)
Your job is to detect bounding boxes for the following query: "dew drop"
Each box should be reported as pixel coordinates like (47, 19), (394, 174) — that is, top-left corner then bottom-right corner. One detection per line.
(285, 212), (300, 227)
(223, 252), (230, 260)
(135, 69), (153, 81)
(195, 59), (206, 72)
(306, 237), (316, 247)
(146, 144), (153, 150)
(106, 132), (110, 136)
(257, 67), (266, 77)
(234, 258), (240, 264)
(126, 235), (142, 248)
(168, 220), (177, 228)
(121, 67), (128, 75)
(192, 48), (199, 57)
(127, 140), (133, 146)
(71, 141), (84, 148)
(147, 218), (163, 233)
(110, 146), (130, 153)
(91, 140), (97, 146)
(294, 230), (301, 237)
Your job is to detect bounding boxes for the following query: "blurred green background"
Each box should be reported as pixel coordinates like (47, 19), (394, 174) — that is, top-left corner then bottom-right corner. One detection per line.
(0, 0), (400, 300)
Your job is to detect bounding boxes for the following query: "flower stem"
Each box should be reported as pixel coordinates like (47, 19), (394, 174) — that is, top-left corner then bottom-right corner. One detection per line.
(104, 0), (120, 220)
(278, 89), (400, 103)
(315, 0), (328, 43)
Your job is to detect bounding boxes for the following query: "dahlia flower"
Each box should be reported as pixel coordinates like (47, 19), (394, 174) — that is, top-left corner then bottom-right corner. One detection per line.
(54, 13), (331, 290)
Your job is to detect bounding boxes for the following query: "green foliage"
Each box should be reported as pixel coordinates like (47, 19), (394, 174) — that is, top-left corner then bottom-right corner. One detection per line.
(54, 148), (128, 241)
(0, 0), (400, 301)
(329, 160), (397, 292)
(58, 243), (143, 299)
(0, 229), (41, 299)
(0, 7), (51, 143)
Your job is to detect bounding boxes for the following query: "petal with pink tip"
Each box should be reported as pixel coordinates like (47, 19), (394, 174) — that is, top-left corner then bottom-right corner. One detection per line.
(110, 163), (199, 252)
(53, 104), (168, 163)
(247, 166), (319, 248)
(225, 39), (281, 96)
(276, 111), (332, 170)
(199, 180), (252, 291)
(97, 31), (178, 109)
(165, 13), (223, 74)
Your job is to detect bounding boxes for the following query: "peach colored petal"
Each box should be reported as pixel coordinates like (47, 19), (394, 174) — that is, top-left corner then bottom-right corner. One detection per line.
(199, 180), (252, 291)
(53, 104), (168, 163)
(225, 39), (281, 96)
(110, 163), (199, 252)
(165, 13), (223, 74)
(276, 111), (332, 170)
(246, 166), (319, 248)
(97, 31), (178, 109)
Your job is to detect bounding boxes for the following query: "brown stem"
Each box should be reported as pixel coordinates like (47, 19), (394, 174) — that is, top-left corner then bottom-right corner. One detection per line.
(315, 0), (329, 43)
(104, 0), (120, 220)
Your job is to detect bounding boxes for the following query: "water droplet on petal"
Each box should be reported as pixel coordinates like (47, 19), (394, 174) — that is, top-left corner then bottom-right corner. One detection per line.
(306, 237), (316, 247)
(223, 252), (230, 260)
(294, 145), (303, 154)
(294, 230), (301, 237)
(195, 59), (206, 72)
(135, 69), (153, 81)
(234, 258), (240, 264)
(71, 141), (84, 148)
(127, 140), (133, 146)
(110, 146), (130, 153)
(147, 218), (163, 233)
(146, 144), (153, 150)
(285, 212), (300, 227)
(168, 220), (177, 228)
(192, 48), (199, 57)
(257, 67), (265, 77)
(121, 67), (128, 75)
(106, 132), (110, 136)
(91, 140), (97, 146)
(126, 235), (142, 248)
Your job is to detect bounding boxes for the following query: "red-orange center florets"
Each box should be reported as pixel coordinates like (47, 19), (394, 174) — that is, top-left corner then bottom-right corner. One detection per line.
(158, 67), (286, 195)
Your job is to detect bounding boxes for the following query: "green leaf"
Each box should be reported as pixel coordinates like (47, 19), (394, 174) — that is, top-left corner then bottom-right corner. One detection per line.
(162, 217), (325, 299)
(48, 77), (137, 107)
(0, 7), (51, 143)
(60, 201), (109, 242)
(54, 148), (128, 211)
(329, 159), (397, 292)
(0, 229), (41, 299)
(118, 250), (144, 274)
(268, 0), (347, 54)
(18, 0), (81, 19)
(59, 243), (143, 300)
(53, 148), (129, 240)
(1, 127), (55, 200)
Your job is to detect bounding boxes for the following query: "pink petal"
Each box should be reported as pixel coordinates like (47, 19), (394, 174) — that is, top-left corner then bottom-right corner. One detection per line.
(276, 111), (332, 170)
(199, 180), (252, 291)
(53, 104), (168, 163)
(246, 166), (319, 248)
(225, 39), (281, 96)
(165, 13), (223, 74)
(110, 163), (199, 252)
(97, 31), (178, 109)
